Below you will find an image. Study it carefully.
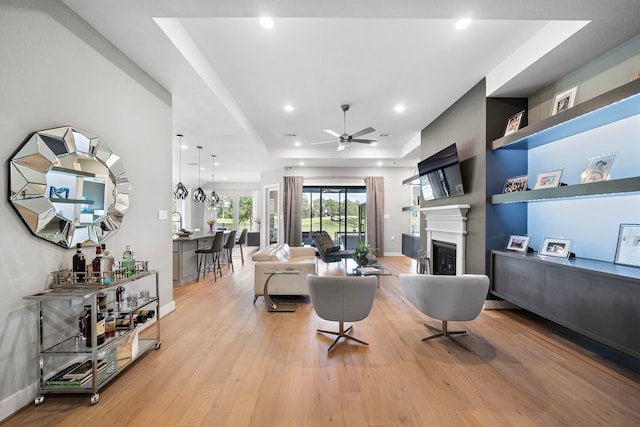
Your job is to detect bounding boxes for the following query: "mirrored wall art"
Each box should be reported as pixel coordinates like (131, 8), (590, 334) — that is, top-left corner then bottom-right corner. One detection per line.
(9, 126), (131, 248)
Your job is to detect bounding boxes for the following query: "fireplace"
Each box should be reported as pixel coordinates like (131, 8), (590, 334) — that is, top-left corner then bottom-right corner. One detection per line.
(421, 204), (470, 275)
(433, 240), (456, 275)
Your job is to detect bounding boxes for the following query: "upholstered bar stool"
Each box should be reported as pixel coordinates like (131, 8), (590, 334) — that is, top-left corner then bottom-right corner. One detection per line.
(195, 231), (225, 281)
(223, 230), (237, 272)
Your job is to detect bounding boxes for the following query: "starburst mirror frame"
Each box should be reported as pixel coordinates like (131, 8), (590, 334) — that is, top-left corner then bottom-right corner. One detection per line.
(9, 126), (131, 248)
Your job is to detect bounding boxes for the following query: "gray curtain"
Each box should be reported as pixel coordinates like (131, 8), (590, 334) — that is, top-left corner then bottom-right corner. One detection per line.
(365, 176), (384, 255)
(283, 176), (304, 247)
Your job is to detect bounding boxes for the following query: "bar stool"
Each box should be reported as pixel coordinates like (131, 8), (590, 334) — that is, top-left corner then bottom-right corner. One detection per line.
(223, 230), (237, 272)
(235, 229), (248, 265)
(195, 231), (225, 281)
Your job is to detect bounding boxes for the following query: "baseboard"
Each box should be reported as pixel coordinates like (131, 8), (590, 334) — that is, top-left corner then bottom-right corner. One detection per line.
(382, 252), (403, 257)
(0, 383), (37, 423)
(160, 300), (176, 318)
(483, 300), (522, 310)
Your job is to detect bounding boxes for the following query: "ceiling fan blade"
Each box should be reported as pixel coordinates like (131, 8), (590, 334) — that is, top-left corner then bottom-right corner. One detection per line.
(350, 127), (375, 139)
(311, 140), (336, 145)
(323, 129), (341, 138)
(351, 139), (376, 144)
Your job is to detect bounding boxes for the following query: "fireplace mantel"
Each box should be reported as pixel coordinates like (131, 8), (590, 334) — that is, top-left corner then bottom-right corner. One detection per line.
(421, 204), (470, 275)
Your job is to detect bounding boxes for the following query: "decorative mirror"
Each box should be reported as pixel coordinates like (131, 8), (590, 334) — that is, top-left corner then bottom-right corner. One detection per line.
(9, 126), (131, 248)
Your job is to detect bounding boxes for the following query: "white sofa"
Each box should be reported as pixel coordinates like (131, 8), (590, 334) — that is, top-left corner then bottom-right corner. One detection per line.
(252, 243), (317, 303)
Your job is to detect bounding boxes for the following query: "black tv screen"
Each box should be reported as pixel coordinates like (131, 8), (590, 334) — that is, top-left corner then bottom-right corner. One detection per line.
(418, 143), (464, 200)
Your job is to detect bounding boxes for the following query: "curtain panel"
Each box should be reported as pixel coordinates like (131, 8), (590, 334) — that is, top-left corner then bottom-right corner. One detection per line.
(283, 176), (304, 247)
(365, 176), (384, 255)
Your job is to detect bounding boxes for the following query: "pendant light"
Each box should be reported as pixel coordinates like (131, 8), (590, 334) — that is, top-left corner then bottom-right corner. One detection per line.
(193, 146), (207, 203)
(173, 134), (189, 199)
(209, 154), (220, 206)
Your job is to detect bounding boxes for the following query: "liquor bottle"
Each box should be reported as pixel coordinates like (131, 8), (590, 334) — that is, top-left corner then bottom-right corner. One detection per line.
(92, 245), (103, 281)
(84, 304), (106, 347)
(79, 305), (91, 339)
(116, 286), (125, 304)
(101, 249), (115, 284)
(72, 243), (86, 283)
(105, 308), (116, 338)
(122, 245), (135, 277)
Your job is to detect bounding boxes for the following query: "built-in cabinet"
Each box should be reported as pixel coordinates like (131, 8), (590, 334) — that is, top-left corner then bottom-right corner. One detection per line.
(24, 271), (160, 405)
(488, 79), (640, 357)
(401, 233), (421, 259)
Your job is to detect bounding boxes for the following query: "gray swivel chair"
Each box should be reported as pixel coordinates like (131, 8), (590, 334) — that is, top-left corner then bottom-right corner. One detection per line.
(306, 274), (378, 352)
(223, 230), (237, 272)
(399, 274), (489, 342)
(195, 231), (225, 281)
(235, 228), (248, 265)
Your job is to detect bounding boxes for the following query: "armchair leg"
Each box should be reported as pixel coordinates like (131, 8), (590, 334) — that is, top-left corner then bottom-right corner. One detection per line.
(317, 322), (369, 352)
(421, 320), (466, 342)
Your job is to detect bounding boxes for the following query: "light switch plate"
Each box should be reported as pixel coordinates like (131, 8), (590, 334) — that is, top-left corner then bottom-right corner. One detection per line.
(158, 210), (168, 220)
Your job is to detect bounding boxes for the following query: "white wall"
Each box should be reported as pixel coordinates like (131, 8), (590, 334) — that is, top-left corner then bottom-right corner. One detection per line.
(0, 1), (173, 420)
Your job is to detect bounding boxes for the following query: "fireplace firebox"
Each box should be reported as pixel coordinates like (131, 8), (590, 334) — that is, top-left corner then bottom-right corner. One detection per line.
(433, 240), (456, 275)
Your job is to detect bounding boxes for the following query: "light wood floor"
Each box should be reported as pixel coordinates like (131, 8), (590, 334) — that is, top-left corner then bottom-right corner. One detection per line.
(3, 253), (640, 426)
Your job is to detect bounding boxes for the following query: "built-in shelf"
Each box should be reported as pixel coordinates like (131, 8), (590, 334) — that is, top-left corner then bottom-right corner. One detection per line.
(490, 177), (640, 204)
(492, 79), (640, 151)
(402, 175), (420, 186)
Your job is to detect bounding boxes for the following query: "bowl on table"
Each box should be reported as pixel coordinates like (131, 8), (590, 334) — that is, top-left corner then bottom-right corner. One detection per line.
(175, 230), (193, 237)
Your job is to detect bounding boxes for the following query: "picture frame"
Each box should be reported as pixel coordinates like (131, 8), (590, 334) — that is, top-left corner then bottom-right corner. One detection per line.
(539, 237), (573, 258)
(502, 175), (528, 193)
(505, 234), (531, 253)
(580, 153), (616, 183)
(504, 110), (525, 136)
(533, 169), (563, 190)
(551, 86), (578, 115)
(614, 224), (640, 267)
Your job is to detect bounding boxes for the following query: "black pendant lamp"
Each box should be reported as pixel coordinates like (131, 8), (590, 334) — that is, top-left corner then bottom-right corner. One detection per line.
(209, 154), (220, 206)
(193, 146), (207, 203)
(173, 134), (188, 199)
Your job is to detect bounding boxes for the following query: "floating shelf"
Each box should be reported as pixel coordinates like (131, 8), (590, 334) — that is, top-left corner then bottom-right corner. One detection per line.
(490, 177), (640, 204)
(491, 79), (640, 151)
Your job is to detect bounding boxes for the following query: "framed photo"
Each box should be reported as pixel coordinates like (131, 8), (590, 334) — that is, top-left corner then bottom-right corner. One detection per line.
(539, 237), (573, 258)
(580, 153), (615, 183)
(614, 224), (640, 267)
(506, 234), (531, 253)
(551, 86), (578, 115)
(504, 110), (525, 136)
(534, 169), (563, 190)
(502, 175), (528, 193)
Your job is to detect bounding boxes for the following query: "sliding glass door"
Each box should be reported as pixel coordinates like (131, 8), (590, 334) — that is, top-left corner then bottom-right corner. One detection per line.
(302, 186), (366, 249)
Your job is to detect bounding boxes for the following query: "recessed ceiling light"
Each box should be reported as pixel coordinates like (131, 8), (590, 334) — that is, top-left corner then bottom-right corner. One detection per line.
(394, 104), (406, 113)
(455, 18), (472, 30)
(377, 161), (383, 166)
(299, 161), (305, 166)
(180, 145), (188, 149)
(259, 17), (275, 29)
(294, 141), (301, 146)
(284, 105), (294, 112)
(371, 142), (377, 146)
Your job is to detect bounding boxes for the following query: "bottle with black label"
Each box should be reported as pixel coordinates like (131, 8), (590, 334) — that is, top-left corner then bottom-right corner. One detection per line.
(72, 243), (86, 283)
(84, 304), (106, 348)
(92, 245), (103, 282)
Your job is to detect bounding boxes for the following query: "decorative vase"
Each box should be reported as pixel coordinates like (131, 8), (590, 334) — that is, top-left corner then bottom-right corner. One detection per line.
(208, 224), (213, 233)
(356, 258), (368, 267)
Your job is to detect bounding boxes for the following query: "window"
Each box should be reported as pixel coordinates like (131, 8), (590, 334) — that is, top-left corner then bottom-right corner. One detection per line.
(238, 195), (253, 231)
(302, 186), (366, 249)
(216, 195), (234, 229)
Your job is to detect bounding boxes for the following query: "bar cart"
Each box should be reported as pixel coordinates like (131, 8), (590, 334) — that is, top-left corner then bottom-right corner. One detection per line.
(24, 265), (160, 405)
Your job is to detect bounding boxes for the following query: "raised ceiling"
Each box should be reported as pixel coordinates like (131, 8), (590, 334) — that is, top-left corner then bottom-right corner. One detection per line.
(61, 0), (640, 185)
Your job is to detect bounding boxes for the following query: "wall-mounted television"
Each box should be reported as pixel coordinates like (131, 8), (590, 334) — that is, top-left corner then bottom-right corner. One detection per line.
(418, 143), (464, 200)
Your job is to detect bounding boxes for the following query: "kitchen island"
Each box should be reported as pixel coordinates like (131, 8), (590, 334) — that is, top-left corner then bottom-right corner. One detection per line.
(173, 231), (222, 285)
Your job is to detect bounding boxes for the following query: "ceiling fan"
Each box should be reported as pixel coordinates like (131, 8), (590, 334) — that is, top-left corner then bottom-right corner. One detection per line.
(312, 104), (376, 151)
